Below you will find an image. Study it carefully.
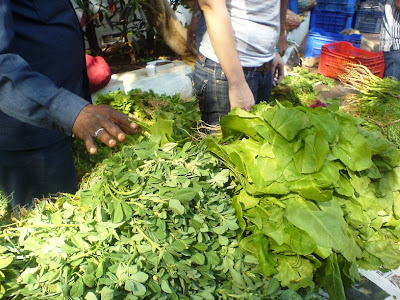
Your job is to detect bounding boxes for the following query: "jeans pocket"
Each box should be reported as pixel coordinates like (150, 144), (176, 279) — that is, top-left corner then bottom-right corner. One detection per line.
(192, 70), (208, 98)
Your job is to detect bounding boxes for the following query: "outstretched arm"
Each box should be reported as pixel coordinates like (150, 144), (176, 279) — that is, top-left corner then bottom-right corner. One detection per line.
(0, 1), (138, 154)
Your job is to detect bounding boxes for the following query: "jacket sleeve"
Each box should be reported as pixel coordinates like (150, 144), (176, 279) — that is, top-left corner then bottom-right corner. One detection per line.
(0, 1), (89, 135)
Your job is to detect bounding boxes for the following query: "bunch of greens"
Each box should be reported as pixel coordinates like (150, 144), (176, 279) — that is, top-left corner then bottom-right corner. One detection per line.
(271, 67), (336, 106)
(338, 64), (400, 149)
(0, 137), (322, 299)
(73, 89), (201, 181)
(206, 102), (400, 300)
(95, 89), (200, 136)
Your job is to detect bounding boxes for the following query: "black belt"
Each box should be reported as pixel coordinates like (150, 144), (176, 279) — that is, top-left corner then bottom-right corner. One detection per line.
(198, 53), (272, 74)
(243, 61), (273, 74)
(243, 65), (264, 72)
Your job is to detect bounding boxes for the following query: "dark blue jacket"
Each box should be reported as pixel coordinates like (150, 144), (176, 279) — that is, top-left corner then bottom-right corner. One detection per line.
(0, 0), (90, 151)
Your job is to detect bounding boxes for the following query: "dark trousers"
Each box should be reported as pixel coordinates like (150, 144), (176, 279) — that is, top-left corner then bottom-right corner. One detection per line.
(192, 55), (273, 126)
(0, 137), (78, 209)
(384, 47), (400, 81)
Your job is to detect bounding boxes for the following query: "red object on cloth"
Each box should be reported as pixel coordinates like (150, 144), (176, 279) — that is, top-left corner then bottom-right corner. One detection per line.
(309, 99), (327, 108)
(85, 54), (112, 92)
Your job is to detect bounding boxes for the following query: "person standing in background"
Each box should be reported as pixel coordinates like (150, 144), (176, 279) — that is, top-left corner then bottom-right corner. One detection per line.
(191, 0), (288, 126)
(187, 0), (206, 55)
(0, 0), (138, 209)
(380, 0), (400, 80)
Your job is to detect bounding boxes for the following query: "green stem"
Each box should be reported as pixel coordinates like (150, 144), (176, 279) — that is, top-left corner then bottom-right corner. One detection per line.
(109, 185), (141, 196)
(70, 242), (101, 261)
(105, 184), (121, 202)
(135, 225), (161, 250)
(1, 223), (80, 237)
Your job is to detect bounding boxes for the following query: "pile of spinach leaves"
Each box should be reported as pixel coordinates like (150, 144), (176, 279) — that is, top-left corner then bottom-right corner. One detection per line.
(206, 101), (400, 300)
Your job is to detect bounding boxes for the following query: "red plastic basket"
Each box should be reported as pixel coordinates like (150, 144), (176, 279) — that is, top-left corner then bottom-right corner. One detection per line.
(318, 41), (385, 79)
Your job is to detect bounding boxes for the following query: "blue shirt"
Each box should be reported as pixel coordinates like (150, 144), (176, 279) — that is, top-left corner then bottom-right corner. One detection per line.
(0, 0), (90, 151)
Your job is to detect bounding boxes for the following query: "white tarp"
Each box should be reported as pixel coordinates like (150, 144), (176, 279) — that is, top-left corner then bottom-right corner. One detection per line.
(359, 268), (400, 299)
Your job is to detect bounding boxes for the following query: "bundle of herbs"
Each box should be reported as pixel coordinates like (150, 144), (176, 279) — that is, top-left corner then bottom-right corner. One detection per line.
(73, 89), (201, 181)
(338, 64), (400, 149)
(205, 102), (400, 300)
(271, 67), (336, 107)
(95, 89), (200, 135)
(0, 137), (322, 299)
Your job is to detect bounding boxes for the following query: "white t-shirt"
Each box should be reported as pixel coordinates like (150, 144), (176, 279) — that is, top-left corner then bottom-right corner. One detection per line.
(199, 0), (281, 67)
(380, 0), (400, 52)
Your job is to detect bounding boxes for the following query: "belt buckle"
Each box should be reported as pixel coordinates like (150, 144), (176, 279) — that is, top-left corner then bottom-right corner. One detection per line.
(263, 61), (272, 75)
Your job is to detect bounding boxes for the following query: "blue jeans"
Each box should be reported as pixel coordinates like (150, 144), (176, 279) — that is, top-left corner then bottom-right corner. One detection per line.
(0, 137), (78, 209)
(192, 55), (273, 125)
(384, 47), (400, 81)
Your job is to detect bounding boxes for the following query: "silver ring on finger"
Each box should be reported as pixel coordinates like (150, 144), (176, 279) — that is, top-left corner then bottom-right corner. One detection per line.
(94, 127), (105, 137)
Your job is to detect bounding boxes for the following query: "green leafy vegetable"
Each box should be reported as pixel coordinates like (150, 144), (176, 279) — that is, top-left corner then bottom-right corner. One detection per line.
(0, 139), (322, 299)
(206, 101), (400, 299)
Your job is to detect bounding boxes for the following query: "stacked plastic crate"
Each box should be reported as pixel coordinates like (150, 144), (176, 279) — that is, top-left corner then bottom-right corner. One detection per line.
(287, 0), (299, 14)
(354, 0), (384, 33)
(310, 0), (357, 33)
(310, 0), (385, 79)
(317, 41), (385, 79)
(305, 0), (361, 57)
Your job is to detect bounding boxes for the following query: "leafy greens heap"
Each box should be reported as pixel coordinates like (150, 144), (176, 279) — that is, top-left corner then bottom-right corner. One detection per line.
(270, 67), (336, 106)
(2, 87), (400, 300)
(73, 89), (200, 181)
(206, 102), (400, 300)
(0, 140), (321, 299)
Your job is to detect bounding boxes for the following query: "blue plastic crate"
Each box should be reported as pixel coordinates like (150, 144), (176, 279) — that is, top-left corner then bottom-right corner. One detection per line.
(316, 0), (357, 13)
(305, 29), (362, 57)
(288, 0), (299, 13)
(354, 10), (383, 33)
(310, 10), (354, 33)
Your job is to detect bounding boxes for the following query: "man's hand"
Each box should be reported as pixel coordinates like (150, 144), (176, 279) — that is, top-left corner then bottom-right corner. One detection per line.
(271, 54), (285, 86)
(276, 33), (288, 56)
(229, 81), (255, 111)
(72, 104), (139, 154)
(395, 0), (400, 9)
